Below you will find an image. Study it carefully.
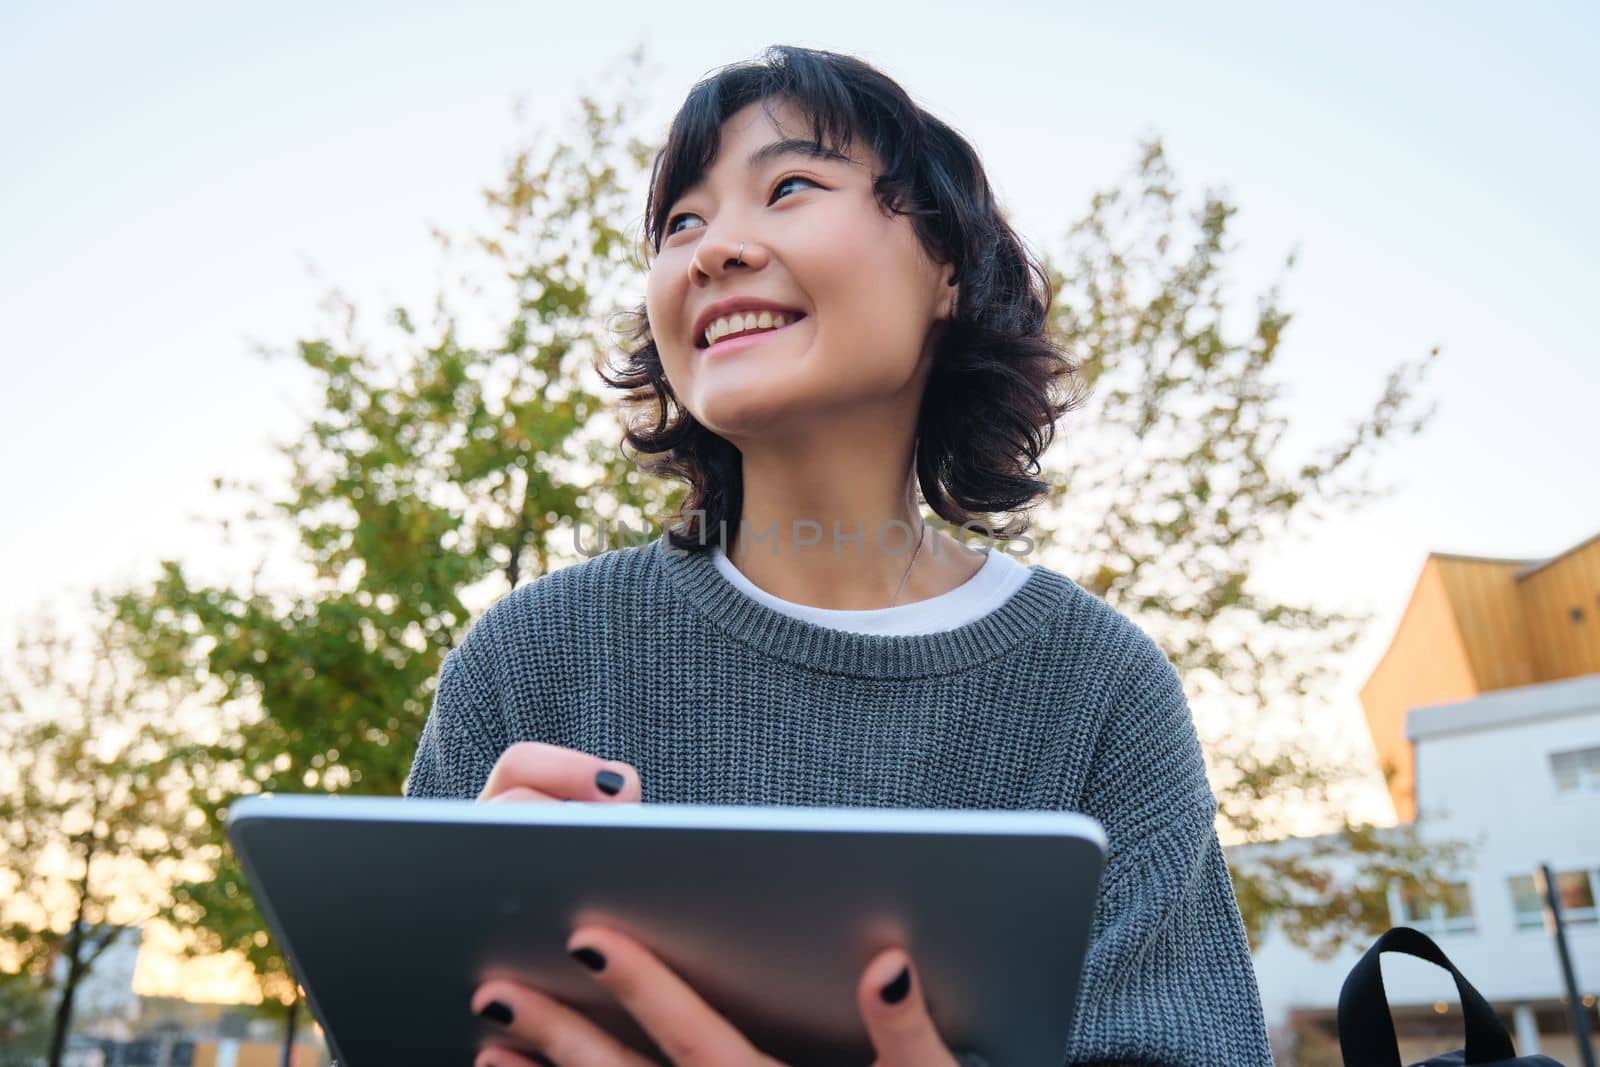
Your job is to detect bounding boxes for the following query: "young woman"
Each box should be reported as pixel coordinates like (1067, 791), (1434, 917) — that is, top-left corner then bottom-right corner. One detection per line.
(406, 46), (1274, 1067)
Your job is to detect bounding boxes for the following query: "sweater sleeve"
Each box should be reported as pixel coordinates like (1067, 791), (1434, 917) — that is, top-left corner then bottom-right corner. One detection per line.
(1063, 630), (1274, 1066)
(403, 641), (504, 800)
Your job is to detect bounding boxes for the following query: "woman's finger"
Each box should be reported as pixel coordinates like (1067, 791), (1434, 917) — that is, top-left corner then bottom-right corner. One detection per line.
(472, 1043), (553, 1067)
(565, 925), (781, 1067)
(470, 1049), (547, 1067)
(471, 976), (656, 1067)
(855, 950), (961, 1067)
(477, 741), (643, 803)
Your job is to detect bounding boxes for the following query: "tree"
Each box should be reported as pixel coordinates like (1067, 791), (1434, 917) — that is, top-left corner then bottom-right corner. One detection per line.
(1036, 140), (1465, 954)
(0, 967), (53, 1066)
(104, 43), (674, 1037)
(0, 611), (199, 1067)
(108, 43), (1459, 1003)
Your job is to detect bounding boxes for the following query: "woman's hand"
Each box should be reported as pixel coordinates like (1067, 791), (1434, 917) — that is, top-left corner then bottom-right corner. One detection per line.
(471, 924), (962, 1067)
(477, 741), (643, 805)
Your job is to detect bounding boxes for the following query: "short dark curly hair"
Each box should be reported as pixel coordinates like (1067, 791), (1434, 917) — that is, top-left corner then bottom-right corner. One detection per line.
(600, 44), (1084, 557)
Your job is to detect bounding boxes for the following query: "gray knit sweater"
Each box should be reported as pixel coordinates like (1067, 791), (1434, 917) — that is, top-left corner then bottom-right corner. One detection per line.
(404, 533), (1274, 1066)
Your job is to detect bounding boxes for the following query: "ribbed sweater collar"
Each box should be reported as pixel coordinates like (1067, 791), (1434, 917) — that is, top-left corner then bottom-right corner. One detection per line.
(652, 533), (1073, 679)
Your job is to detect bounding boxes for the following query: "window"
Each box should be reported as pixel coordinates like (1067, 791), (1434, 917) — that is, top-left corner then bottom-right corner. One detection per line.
(1393, 878), (1476, 934)
(1550, 745), (1600, 794)
(1508, 869), (1600, 930)
(1558, 869), (1599, 915)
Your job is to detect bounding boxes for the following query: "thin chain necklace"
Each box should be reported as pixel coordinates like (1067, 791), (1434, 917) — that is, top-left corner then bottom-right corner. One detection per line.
(888, 518), (929, 608)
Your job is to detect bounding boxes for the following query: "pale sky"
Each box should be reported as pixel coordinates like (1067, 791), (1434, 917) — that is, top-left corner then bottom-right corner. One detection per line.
(2, 0), (1597, 999)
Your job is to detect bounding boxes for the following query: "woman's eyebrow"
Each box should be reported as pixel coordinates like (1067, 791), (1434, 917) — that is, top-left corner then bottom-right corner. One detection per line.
(746, 138), (854, 170)
(682, 139), (856, 195)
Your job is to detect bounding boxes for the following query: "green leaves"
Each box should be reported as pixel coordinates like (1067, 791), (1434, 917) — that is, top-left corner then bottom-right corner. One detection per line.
(0, 614), (200, 1047)
(1041, 139), (1452, 954)
(102, 49), (675, 1006)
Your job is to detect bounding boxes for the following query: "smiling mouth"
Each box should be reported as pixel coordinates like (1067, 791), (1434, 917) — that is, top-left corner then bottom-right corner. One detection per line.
(700, 310), (806, 356)
(697, 313), (808, 354)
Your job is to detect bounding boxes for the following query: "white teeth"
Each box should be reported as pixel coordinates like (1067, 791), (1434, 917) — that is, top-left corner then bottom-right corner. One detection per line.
(704, 310), (795, 347)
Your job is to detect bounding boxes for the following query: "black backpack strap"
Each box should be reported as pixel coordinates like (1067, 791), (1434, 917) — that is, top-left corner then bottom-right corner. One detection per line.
(1338, 926), (1517, 1066)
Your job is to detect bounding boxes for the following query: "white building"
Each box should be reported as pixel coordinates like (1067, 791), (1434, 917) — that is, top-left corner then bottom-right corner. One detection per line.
(1244, 673), (1600, 1062)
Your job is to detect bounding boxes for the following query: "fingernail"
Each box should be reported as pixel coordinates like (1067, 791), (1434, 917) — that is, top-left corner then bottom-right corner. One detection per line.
(478, 1000), (513, 1025)
(570, 945), (607, 972)
(594, 769), (625, 796)
(880, 964), (911, 1004)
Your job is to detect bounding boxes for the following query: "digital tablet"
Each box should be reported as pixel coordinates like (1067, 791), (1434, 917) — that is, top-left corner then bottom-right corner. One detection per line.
(226, 795), (1107, 1066)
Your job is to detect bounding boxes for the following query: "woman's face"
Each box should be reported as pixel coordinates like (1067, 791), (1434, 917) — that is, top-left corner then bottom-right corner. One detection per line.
(646, 97), (954, 443)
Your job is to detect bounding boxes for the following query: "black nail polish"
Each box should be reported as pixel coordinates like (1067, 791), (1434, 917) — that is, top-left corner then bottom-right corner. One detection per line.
(478, 1000), (513, 1025)
(594, 769), (625, 796)
(880, 965), (911, 1004)
(570, 946), (607, 972)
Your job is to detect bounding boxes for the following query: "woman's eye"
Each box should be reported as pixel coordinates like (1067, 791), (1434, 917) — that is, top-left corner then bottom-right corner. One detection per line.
(664, 175), (821, 239)
(770, 174), (820, 200)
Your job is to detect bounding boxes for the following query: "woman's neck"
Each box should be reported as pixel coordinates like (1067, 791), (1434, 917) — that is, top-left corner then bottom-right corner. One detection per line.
(723, 492), (989, 612)
(718, 416), (987, 609)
